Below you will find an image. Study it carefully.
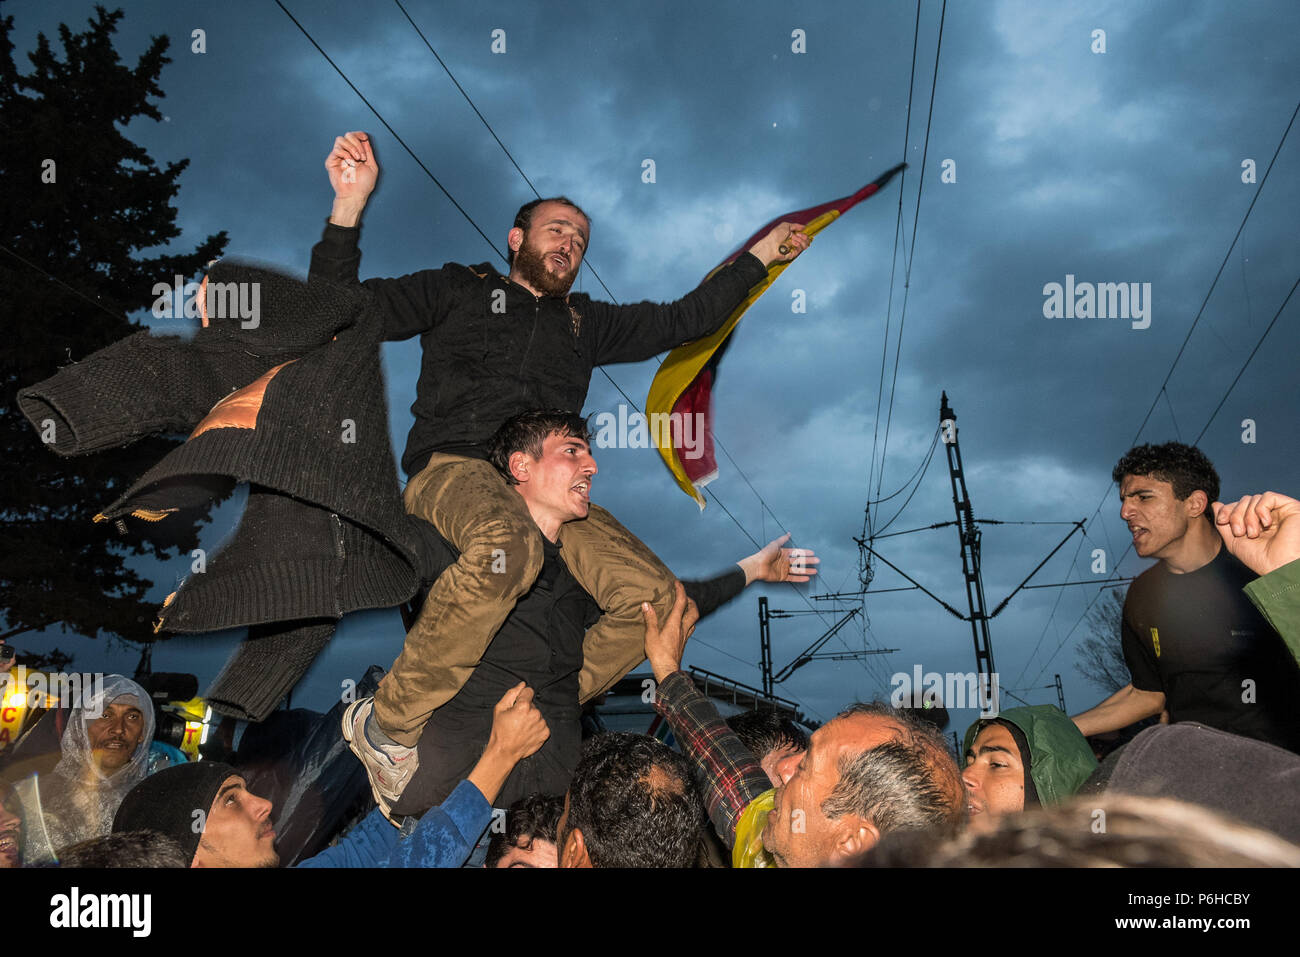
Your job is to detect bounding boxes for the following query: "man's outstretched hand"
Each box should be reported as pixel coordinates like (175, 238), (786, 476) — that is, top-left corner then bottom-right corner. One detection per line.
(326, 131), (379, 226)
(738, 532), (820, 585)
(1212, 491), (1300, 576)
(643, 581), (700, 682)
(748, 222), (811, 268)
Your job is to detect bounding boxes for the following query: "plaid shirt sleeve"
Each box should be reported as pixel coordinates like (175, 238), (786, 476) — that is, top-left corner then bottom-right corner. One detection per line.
(653, 670), (772, 849)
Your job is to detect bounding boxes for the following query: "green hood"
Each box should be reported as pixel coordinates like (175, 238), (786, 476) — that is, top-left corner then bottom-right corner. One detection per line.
(962, 705), (1097, 806)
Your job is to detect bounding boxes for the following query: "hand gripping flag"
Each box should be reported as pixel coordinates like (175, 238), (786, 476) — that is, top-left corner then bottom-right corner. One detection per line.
(645, 163), (906, 507)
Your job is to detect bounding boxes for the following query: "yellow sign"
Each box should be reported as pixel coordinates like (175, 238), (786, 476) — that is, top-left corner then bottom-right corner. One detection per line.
(0, 669), (46, 753)
(1150, 627), (1161, 658)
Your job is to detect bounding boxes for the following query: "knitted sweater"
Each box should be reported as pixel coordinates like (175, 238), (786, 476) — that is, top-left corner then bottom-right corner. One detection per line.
(19, 261), (430, 719)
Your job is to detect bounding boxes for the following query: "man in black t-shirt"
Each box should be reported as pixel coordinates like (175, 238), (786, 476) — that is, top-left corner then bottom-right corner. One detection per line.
(1072, 442), (1300, 753)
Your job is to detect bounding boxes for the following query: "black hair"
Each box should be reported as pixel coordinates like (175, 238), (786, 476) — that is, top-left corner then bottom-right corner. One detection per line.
(1112, 442), (1220, 508)
(487, 410), (592, 484)
(508, 196), (591, 266)
(56, 830), (190, 868)
(563, 732), (703, 868)
(485, 793), (565, 868)
(724, 709), (808, 762)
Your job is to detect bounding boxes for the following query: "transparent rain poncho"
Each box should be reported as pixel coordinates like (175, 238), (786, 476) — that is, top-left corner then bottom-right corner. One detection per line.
(22, 674), (156, 861)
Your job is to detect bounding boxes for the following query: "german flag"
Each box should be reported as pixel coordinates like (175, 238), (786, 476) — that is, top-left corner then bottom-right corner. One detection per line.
(646, 164), (906, 507)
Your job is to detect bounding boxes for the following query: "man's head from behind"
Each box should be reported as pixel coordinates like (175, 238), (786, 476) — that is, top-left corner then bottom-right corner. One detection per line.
(486, 793), (564, 868)
(1113, 442), (1219, 560)
(558, 732), (703, 868)
(507, 196), (590, 297)
(863, 795), (1300, 868)
(725, 709), (809, 788)
(761, 702), (964, 867)
(489, 410), (596, 533)
(113, 762), (279, 868)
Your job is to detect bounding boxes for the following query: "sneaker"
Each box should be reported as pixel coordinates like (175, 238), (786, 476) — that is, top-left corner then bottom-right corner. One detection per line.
(341, 696), (418, 825)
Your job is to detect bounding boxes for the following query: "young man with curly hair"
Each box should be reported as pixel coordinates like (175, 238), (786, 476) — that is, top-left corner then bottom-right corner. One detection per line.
(1071, 442), (1300, 752)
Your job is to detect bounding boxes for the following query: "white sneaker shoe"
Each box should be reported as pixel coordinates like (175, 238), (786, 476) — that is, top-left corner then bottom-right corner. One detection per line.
(341, 696), (418, 825)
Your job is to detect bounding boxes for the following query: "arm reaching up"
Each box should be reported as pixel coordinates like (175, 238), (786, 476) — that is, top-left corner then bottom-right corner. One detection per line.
(325, 131), (380, 227)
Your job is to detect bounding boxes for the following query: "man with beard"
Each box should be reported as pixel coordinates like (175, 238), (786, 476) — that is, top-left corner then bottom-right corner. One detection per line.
(311, 131), (811, 820)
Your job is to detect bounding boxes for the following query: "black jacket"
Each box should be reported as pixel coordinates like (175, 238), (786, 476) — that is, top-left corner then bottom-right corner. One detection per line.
(309, 222), (770, 474)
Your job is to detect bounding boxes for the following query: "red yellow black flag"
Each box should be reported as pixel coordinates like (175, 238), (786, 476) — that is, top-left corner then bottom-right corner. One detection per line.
(646, 163), (906, 507)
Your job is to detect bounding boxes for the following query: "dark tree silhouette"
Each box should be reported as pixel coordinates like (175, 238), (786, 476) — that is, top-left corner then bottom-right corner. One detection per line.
(1073, 587), (1131, 694)
(0, 7), (227, 648)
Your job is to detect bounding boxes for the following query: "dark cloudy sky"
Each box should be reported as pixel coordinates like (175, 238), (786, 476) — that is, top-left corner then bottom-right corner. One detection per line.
(8, 0), (1299, 735)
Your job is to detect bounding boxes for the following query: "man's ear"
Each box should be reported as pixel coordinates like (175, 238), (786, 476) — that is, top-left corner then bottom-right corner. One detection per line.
(1185, 489), (1209, 519)
(832, 816), (880, 866)
(508, 450), (531, 485)
(560, 828), (591, 868)
(507, 226), (524, 257)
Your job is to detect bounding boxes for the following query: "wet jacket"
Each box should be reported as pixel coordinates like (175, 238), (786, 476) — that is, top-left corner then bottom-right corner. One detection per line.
(962, 704), (1097, 806)
(298, 779), (489, 868)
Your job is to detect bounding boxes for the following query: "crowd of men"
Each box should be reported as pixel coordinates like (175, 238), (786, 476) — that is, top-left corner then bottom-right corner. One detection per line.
(4, 435), (1298, 869)
(2, 131), (1298, 868)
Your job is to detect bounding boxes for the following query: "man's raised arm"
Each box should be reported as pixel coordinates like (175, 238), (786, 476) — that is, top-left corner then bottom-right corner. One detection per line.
(309, 131), (379, 287)
(327, 131), (379, 228)
(585, 222), (812, 366)
(644, 583), (771, 848)
(309, 131), (449, 342)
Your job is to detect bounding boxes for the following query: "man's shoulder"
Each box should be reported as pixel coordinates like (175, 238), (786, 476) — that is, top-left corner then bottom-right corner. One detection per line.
(428, 261), (503, 283)
(1204, 545), (1259, 588)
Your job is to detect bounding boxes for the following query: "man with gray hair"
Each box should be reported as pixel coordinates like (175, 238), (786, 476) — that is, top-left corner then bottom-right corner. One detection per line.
(644, 584), (964, 867)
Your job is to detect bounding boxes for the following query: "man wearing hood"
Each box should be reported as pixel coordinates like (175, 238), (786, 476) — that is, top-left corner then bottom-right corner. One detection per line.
(28, 674), (156, 859)
(961, 704), (1097, 832)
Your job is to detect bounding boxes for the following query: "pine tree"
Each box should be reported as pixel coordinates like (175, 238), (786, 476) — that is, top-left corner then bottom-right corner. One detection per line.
(0, 6), (227, 650)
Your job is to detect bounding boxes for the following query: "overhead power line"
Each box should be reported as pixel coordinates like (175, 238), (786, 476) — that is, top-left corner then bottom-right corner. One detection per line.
(1016, 96), (1300, 688)
(875, 0), (947, 503)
